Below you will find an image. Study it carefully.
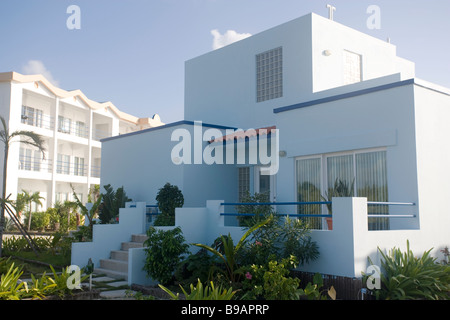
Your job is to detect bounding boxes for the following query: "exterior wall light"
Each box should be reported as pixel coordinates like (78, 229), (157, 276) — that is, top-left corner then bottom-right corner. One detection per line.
(323, 50), (332, 56)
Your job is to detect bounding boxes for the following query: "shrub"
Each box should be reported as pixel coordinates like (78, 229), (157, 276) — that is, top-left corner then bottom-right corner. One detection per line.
(154, 183), (184, 226)
(175, 249), (216, 286)
(98, 184), (131, 224)
(239, 215), (319, 267)
(235, 191), (274, 227)
(241, 255), (302, 300)
(368, 240), (450, 300)
(23, 211), (50, 231)
(143, 227), (189, 285)
(159, 279), (237, 300)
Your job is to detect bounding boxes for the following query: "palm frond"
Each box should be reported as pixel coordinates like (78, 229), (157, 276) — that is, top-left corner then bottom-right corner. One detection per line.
(9, 130), (46, 159)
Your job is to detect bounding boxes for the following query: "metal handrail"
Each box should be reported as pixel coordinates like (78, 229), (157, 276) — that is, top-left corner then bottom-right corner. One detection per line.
(220, 200), (415, 219)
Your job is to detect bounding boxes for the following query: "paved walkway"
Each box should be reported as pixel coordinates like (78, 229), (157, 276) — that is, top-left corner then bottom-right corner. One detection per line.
(83, 273), (137, 300)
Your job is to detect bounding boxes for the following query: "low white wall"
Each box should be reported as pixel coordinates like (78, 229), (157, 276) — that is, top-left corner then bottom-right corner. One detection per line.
(73, 197), (447, 285)
(71, 202), (147, 268)
(299, 197), (447, 278)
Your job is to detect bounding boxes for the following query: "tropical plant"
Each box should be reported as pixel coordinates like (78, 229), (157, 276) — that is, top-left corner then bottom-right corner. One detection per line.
(143, 227), (190, 285)
(299, 273), (336, 300)
(321, 178), (355, 213)
(98, 184), (131, 224)
(367, 240), (450, 300)
(53, 200), (78, 231)
(20, 190), (44, 231)
(192, 216), (273, 283)
(241, 255), (302, 300)
(239, 215), (319, 267)
(72, 184), (102, 237)
(235, 191), (275, 227)
(159, 278), (237, 300)
(175, 248), (216, 285)
(0, 115), (46, 257)
(23, 211), (50, 232)
(154, 183), (184, 226)
(0, 261), (27, 300)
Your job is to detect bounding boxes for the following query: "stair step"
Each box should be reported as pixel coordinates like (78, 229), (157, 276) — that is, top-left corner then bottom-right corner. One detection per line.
(94, 234), (148, 282)
(111, 250), (128, 261)
(94, 268), (127, 281)
(132, 234), (148, 243)
(121, 241), (144, 251)
(100, 259), (128, 273)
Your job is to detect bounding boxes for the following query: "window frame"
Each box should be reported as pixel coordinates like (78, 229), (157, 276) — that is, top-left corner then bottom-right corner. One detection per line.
(295, 147), (388, 228)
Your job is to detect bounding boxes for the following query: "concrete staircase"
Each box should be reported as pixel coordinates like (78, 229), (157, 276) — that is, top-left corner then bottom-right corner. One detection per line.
(94, 234), (148, 281)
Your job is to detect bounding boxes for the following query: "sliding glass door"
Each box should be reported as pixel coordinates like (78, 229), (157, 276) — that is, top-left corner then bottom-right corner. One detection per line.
(296, 149), (389, 230)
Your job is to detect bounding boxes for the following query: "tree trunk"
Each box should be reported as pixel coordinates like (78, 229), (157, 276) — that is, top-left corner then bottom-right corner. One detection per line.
(0, 146), (9, 257)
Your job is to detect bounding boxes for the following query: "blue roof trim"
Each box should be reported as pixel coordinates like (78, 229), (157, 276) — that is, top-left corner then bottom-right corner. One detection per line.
(101, 120), (237, 142)
(273, 79), (415, 114)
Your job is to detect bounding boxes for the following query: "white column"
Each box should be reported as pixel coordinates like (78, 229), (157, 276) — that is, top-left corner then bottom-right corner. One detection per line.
(49, 97), (60, 206)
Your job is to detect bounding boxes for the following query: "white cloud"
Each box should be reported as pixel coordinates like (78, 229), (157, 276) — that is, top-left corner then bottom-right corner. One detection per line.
(211, 29), (252, 50)
(22, 60), (60, 87)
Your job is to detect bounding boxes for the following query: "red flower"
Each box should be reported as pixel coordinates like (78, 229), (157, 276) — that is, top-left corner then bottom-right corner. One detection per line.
(245, 272), (252, 280)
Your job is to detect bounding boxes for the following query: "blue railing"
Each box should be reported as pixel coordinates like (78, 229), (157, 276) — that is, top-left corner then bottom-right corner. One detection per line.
(367, 201), (416, 218)
(220, 201), (332, 218)
(220, 201), (416, 219)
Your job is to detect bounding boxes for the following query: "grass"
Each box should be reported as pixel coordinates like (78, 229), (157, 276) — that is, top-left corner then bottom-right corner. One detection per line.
(5, 251), (71, 277)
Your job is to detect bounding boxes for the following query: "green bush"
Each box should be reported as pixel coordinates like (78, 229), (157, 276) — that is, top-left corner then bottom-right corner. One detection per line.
(175, 249), (216, 286)
(235, 191), (275, 227)
(98, 184), (131, 224)
(159, 279), (237, 300)
(154, 183), (184, 226)
(23, 211), (50, 231)
(239, 215), (319, 267)
(369, 240), (450, 300)
(143, 227), (189, 285)
(241, 255), (302, 300)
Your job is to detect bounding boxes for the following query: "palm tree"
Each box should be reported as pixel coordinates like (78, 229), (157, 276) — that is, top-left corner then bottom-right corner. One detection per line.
(22, 190), (45, 231)
(0, 116), (46, 257)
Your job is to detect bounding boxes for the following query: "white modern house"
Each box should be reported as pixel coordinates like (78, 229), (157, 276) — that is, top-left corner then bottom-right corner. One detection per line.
(0, 71), (164, 211)
(72, 13), (449, 288)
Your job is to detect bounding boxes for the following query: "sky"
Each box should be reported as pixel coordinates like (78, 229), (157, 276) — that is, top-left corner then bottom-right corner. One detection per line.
(1, 0), (449, 124)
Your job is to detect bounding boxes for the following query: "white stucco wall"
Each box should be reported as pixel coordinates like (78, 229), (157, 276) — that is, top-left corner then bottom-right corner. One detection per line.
(311, 13), (415, 93)
(100, 122), (239, 207)
(275, 80), (419, 226)
(184, 14), (313, 129)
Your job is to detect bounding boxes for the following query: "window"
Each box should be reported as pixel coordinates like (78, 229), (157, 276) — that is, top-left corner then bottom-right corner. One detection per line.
(238, 167), (250, 202)
(296, 150), (388, 230)
(343, 50), (362, 85)
(75, 121), (87, 138)
(58, 116), (72, 134)
(256, 47), (283, 102)
(21, 106), (43, 128)
(19, 147), (42, 172)
(74, 157), (85, 176)
(57, 154), (70, 174)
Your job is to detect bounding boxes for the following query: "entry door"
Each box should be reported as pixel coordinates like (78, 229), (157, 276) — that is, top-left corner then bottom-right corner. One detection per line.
(254, 166), (276, 202)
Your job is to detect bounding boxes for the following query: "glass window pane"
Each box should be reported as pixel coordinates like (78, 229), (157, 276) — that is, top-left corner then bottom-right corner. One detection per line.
(296, 158), (322, 229)
(238, 167), (250, 202)
(356, 151), (389, 230)
(326, 154), (355, 193)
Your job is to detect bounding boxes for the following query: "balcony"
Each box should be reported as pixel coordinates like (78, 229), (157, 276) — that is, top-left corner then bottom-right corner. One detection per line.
(20, 112), (54, 131)
(57, 116), (89, 139)
(18, 156), (53, 173)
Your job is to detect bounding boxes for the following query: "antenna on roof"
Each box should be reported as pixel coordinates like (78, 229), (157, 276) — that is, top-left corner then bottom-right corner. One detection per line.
(327, 4), (336, 21)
